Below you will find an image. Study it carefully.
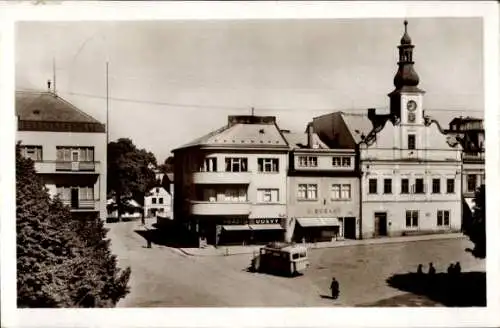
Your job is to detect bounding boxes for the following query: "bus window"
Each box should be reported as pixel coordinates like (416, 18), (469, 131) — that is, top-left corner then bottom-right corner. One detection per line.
(292, 253), (299, 260)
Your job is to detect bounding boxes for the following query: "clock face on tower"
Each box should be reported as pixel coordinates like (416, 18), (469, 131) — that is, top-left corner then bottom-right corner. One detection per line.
(407, 100), (417, 111)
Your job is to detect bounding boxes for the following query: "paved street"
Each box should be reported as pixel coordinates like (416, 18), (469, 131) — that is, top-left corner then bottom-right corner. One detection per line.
(107, 220), (485, 307)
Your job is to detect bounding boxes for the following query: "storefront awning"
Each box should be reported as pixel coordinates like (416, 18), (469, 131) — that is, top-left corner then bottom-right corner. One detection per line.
(248, 224), (284, 231)
(222, 225), (251, 231)
(296, 217), (339, 227)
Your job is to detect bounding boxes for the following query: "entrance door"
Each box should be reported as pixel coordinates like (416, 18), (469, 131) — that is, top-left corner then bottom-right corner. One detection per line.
(71, 188), (79, 209)
(344, 217), (356, 239)
(374, 212), (387, 237)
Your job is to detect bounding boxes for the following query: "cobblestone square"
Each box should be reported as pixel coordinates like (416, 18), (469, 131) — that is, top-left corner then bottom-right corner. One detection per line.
(108, 221), (485, 307)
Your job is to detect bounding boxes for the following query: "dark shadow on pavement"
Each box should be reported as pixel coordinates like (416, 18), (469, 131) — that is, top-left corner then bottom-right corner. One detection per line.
(134, 221), (199, 248)
(386, 271), (486, 307)
(320, 294), (338, 300)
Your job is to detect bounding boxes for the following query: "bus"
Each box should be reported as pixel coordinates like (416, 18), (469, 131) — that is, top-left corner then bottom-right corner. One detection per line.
(250, 242), (309, 276)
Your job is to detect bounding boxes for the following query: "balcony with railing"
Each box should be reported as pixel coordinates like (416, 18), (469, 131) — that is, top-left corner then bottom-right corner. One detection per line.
(34, 161), (100, 174)
(192, 171), (252, 184)
(190, 200), (251, 215)
(61, 199), (100, 211)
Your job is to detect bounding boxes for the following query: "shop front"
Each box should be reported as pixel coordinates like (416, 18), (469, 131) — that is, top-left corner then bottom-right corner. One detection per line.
(294, 217), (341, 242)
(214, 217), (285, 246)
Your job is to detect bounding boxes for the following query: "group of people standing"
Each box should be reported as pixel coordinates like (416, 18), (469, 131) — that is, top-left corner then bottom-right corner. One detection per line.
(416, 262), (462, 276)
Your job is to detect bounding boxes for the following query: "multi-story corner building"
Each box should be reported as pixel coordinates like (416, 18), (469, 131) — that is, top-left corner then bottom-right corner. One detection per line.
(283, 125), (359, 242)
(447, 116), (485, 216)
(173, 115), (289, 246)
(16, 90), (107, 220)
(312, 21), (463, 238)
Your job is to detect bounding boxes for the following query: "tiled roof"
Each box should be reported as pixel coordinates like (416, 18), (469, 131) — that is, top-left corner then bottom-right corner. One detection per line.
(339, 112), (374, 144)
(16, 91), (105, 133)
(175, 116), (289, 150)
(282, 132), (329, 149)
(16, 91), (102, 123)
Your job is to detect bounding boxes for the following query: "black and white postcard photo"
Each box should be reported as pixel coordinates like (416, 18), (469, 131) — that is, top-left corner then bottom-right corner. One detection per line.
(0, 1), (498, 328)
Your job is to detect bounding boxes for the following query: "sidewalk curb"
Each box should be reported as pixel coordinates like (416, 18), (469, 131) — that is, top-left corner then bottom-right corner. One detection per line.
(177, 233), (466, 257)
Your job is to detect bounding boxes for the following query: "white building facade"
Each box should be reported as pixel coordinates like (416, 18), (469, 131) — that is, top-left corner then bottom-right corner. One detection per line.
(173, 115), (289, 246)
(358, 21), (462, 238)
(284, 126), (360, 242)
(16, 91), (107, 220)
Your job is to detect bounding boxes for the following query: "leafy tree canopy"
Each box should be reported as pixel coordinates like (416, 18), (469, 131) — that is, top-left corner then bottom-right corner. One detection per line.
(17, 144), (130, 307)
(158, 155), (174, 174)
(107, 138), (157, 218)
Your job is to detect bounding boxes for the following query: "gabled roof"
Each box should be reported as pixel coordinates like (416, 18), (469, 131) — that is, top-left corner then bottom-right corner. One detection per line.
(174, 115), (289, 151)
(338, 112), (373, 144)
(282, 132), (329, 150)
(16, 91), (105, 133)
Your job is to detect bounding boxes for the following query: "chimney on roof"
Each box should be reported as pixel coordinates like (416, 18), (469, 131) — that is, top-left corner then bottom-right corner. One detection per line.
(307, 122), (314, 149)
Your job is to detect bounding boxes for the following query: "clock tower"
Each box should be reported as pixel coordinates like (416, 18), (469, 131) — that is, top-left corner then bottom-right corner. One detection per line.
(388, 20), (425, 126)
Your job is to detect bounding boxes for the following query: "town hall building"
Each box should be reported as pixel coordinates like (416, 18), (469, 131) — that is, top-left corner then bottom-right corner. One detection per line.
(312, 21), (463, 238)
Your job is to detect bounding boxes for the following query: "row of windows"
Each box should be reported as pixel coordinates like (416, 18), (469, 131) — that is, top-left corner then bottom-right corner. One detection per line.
(405, 210), (450, 228)
(198, 188), (280, 203)
(200, 157), (280, 173)
(297, 183), (352, 201)
(151, 197), (164, 204)
(368, 178), (456, 195)
(199, 156), (355, 172)
(298, 156), (352, 168)
(19, 145), (95, 162)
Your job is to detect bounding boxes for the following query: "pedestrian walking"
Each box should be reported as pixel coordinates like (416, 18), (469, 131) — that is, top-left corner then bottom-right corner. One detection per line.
(428, 262), (436, 275)
(454, 261), (462, 275)
(447, 263), (454, 275)
(330, 277), (340, 300)
(417, 264), (424, 275)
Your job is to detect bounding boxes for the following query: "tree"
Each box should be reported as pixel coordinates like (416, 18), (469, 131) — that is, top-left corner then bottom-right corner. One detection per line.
(17, 145), (131, 307)
(107, 138), (157, 221)
(464, 184), (485, 259)
(158, 155), (174, 174)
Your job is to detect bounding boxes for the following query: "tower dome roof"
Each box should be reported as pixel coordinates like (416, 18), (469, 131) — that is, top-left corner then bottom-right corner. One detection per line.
(400, 20), (412, 45)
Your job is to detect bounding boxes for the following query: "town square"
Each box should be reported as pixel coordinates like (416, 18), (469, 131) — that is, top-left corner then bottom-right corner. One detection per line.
(4, 3), (496, 328)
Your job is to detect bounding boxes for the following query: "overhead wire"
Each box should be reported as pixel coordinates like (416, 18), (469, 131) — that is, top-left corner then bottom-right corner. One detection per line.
(15, 88), (483, 115)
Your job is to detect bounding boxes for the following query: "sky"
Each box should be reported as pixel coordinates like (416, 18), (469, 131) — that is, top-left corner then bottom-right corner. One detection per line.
(15, 18), (483, 163)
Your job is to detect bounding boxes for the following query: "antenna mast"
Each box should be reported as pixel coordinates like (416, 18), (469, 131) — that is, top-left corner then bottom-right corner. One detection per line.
(52, 57), (57, 95)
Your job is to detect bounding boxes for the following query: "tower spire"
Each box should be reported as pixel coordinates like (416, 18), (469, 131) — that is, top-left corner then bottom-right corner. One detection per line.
(393, 20), (420, 89)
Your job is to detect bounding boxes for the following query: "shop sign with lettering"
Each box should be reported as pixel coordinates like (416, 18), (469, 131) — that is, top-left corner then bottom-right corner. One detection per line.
(251, 218), (280, 225)
(222, 218), (247, 225)
(307, 208), (338, 215)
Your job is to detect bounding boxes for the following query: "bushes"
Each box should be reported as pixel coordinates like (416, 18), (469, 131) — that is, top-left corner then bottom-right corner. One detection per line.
(16, 146), (131, 307)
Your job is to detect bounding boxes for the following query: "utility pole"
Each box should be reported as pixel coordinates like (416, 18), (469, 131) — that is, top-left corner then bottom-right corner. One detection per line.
(251, 107), (255, 116)
(106, 61), (109, 146)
